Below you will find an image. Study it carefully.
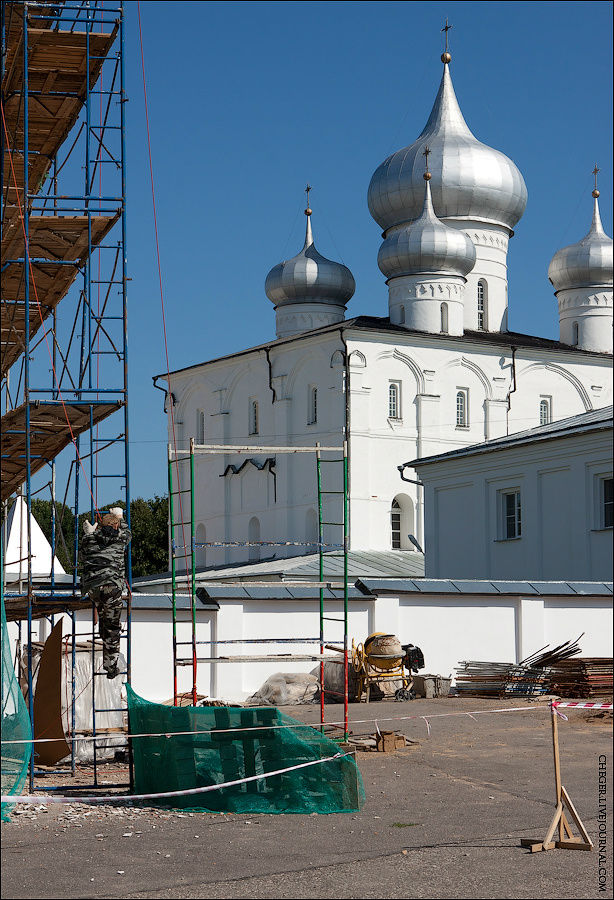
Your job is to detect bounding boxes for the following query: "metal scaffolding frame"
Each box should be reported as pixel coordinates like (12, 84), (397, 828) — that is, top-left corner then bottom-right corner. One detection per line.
(168, 439), (350, 740)
(1, 1), (131, 790)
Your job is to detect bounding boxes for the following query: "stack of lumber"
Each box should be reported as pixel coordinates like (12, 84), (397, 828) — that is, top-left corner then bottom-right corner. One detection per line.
(549, 658), (613, 698)
(455, 638), (584, 699)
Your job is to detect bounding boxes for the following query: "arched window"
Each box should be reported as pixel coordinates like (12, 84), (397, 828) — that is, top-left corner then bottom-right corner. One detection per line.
(399, 305), (405, 325)
(572, 322), (579, 346)
(390, 495), (415, 550)
(195, 524), (207, 568)
(249, 399), (259, 435)
(477, 281), (488, 330)
(539, 397), (551, 426)
(440, 302), (449, 334)
(456, 389), (468, 427)
(391, 499), (401, 549)
(388, 382), (401, 420)
(196, 410), (205, 444)
(308, 386), (318, 425)
(248, 517), (260, 562)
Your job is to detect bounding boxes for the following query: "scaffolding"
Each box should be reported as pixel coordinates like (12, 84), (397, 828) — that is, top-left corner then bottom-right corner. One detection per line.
(1, 1), (130, 790)
(168, 439), (350, 740)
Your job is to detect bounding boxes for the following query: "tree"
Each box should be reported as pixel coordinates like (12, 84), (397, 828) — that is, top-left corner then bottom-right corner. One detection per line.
(27, 495), (169, 578)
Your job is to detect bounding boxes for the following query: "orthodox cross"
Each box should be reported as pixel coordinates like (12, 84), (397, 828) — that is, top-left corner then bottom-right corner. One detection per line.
(592, 165), (599, 192)
(423, 145), (431, 173)
(305, 184), (312, 209)
(441, 18), (453, 53)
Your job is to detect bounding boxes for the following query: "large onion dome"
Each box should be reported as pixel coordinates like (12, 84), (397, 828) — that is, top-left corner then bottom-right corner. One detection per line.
(548, 195), (613, 293)
(265, 211), (355, 309)
(368, 60), (527, 234)
(378, 172), (476, 280)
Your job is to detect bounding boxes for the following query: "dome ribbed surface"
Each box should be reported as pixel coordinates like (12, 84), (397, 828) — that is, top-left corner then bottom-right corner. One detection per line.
(265, 216), (355, 308)
(548, 198), (613, 293)
(368, 64), (527, 233)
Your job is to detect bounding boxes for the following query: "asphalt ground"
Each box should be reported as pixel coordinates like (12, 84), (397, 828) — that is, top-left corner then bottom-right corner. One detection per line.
(1, 697), (612, 899)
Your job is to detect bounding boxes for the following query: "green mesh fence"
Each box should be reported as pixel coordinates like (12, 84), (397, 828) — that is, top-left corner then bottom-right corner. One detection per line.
(1, 594), (32, 821)
(127, 686), (365, 814)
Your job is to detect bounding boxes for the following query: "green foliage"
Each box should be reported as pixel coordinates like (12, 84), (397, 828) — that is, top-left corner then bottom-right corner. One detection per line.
(126, 495), (168, 577)
(29, 495), (168, 578)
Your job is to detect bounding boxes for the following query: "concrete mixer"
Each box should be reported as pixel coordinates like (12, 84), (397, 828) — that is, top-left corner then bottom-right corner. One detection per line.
(351, 633), (424, 703)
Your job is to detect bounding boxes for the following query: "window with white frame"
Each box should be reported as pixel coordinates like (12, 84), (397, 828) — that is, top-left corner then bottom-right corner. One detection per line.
(477, 281), (488, 330)
(539, 396), (552, 426)
(599, 476), (613, 528)
(308, 386), (318, 425)
(388, 382), (401, 420)
(440, 302), (449, 334)
(249, 399), (259, 435)
(196, 409), (205, 444)
(499, 489), (522, 539)
(456, 389), (469, 427)
(391, 499), (401, 549)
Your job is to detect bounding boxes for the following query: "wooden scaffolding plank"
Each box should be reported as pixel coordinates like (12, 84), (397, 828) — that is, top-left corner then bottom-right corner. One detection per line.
(2, 24), (118, 232)
(3, 593), (91, 623)
(0, 399), (123, 501)
(1, 213), (120, 378)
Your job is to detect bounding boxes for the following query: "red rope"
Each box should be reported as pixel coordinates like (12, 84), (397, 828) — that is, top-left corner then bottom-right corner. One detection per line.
(0, 100), (100, 518)
(136, 2), (195, 703)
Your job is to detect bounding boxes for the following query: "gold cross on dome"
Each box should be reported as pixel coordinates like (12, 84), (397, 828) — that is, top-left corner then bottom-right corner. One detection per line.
(441, 18), (453, 52)
(592, 165), (600, 191)
(423, 145), (431, 168)
(305, 184), (312, 206)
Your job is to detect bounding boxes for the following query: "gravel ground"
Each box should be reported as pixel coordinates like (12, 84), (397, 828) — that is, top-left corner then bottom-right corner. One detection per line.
(2, 697), (612, 899)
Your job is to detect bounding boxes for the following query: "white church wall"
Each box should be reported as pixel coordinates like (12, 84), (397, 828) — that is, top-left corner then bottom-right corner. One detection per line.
(127, 589), (611, 703)
(163, 325), (611, 563)
(417, 425), (613, 580)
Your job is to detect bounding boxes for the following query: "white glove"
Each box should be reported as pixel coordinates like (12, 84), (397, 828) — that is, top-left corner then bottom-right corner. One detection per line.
(109, 507), (124, 519)
(83, 520), (98, 536)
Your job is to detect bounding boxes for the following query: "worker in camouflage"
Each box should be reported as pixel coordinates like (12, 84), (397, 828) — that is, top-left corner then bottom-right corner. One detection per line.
(80, 507), (131, 679)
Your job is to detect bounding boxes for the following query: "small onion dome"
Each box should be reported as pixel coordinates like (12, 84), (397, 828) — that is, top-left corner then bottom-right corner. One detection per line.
(548, 196), (613, 293)
(368, 61), (527, 233)
(378, 176), (476, 280)
(265, 213), (355, 308)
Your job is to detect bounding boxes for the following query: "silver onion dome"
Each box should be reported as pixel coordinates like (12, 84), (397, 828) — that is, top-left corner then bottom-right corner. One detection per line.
(368, 61), (527, 233)
(548, 195), (613, 293)
(265, 211), (355, 308)
(378, 174), (476, 280)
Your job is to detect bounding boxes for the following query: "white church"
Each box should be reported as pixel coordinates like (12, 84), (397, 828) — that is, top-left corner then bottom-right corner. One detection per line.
(155, 51), (613, 573)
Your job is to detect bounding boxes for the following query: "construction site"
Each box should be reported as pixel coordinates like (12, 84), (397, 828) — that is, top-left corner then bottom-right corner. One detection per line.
(1, 2), (612, 899)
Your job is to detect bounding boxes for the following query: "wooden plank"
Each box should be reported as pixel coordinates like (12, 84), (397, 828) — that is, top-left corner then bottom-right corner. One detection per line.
(554, 840), (593, 851)
(0, 400), (123, 501)
(560, 786), (593, 846)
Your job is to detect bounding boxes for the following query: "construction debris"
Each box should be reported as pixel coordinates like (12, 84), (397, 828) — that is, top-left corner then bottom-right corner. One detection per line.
(549, 658), (613, 698)
(455, 638), (591, 699)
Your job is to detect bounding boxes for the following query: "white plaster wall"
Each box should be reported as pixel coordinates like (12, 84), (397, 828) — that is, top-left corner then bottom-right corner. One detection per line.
(164, 327), (611, 563)
(397, 595), (518, 677)
(419, 428), (613, 580)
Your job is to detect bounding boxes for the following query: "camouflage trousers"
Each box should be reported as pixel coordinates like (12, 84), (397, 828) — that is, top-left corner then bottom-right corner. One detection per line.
(90, 585), (123, 677)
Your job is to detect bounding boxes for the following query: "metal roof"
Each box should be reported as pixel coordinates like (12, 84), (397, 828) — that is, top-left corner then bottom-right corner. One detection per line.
(197, 584), (366, 602)
(409, 405), (613, 469)
(129, 593), (219, 611)
(357, 578), (613, 596)
(132, 550), (425, 589)
(154, 317), (610, 382)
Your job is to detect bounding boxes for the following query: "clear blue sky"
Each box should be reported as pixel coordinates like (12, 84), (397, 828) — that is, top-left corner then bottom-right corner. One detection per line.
(123, 0), (612, 500)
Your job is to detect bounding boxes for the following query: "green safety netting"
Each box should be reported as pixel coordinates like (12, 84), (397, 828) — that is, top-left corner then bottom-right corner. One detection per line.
(1, 594), (32, 821)
(127, 686), (365, 814)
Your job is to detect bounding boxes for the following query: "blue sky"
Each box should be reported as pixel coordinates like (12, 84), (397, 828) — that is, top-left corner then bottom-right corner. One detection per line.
(122, 0), (612, 500)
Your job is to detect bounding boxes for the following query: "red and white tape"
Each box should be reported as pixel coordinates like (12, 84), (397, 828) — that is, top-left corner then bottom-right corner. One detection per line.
(1, 751), (348, 806)
(553, 700), (613, 710)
